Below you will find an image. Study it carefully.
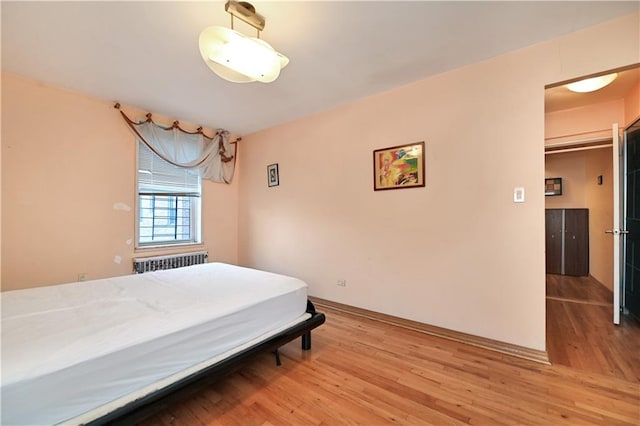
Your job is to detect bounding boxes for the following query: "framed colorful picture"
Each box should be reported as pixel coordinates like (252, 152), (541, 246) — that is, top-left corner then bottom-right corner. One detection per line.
(267, 163), (279, 187)
(373, 141), (425, 191)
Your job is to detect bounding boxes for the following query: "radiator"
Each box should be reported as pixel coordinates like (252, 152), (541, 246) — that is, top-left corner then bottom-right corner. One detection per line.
(133, 251), (208, 274)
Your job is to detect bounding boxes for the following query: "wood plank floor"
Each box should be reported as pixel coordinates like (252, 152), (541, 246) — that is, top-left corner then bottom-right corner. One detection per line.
(546, 274), (640, 383)
(141, 304), (640, 425)
(546, 274), (613, 304)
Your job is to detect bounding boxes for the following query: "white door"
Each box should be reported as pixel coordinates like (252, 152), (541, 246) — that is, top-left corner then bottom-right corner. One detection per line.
(611, 123), (622, 324)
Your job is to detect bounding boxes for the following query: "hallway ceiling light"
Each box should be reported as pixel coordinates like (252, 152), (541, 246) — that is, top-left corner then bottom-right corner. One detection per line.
(199, 1), (289, 83)
(566, 73), (618, 93)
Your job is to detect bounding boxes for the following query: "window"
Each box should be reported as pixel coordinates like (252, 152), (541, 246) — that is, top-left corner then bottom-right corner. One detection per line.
(137, 141), (201, 247)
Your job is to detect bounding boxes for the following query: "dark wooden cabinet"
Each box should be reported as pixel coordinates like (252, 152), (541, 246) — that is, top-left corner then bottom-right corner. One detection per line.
(545, 209), (589, 276)
(545, 209), (563, 274)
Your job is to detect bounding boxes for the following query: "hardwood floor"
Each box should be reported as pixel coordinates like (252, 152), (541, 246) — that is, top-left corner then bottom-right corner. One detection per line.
(546, 274), (640, 383)
(546, 274), (613, 304)
(141, 303), (640, 425)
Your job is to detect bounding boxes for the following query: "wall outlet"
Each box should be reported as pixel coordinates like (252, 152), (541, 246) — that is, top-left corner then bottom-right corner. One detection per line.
(337, 279), (347, 287)
(78, 273), (88, 282)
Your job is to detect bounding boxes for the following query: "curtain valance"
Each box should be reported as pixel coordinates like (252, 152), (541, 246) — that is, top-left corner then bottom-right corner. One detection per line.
(116, 104), (238, 184)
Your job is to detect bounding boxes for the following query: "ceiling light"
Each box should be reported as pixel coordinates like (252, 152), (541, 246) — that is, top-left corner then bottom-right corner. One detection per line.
(566, 73), (618, 93)
(199, 1), (289, 83)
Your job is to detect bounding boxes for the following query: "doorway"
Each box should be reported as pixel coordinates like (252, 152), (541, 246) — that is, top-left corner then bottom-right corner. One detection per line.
(544, 66), (640, 378)
(544, 146), (613, 285)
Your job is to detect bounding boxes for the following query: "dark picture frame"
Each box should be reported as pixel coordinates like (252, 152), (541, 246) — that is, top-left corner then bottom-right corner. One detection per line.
(267, 163), (279, 187)
(373, 141), (425, 191)
(545, 177), (562, 196)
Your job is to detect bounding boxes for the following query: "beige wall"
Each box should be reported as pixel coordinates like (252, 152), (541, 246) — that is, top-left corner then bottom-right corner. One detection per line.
(545, 99), (624, 144)
(585, 148), (614, 290)
(545, 151), (588, 209)
(1, 73), (238, 290)
(0, 73), (3, 289)
(238, 13), (639, 351)
(625, 79), (640, 126)
(545, 149), (613, 290)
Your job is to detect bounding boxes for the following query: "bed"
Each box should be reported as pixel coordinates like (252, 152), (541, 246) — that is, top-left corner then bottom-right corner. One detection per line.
(1, 262), (325, 425)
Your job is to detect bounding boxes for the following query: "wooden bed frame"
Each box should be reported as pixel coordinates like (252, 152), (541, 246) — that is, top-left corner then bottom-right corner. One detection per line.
(87, 300), (325, 425)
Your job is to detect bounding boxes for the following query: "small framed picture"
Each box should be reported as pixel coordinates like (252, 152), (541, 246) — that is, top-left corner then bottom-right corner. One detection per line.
(267, 163), (279, 187)
(545, 177), (562, 196)
(373, 141), (425, 191)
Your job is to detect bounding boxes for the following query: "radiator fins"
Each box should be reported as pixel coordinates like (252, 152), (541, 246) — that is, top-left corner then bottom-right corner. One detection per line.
(132, 251), (208, 274)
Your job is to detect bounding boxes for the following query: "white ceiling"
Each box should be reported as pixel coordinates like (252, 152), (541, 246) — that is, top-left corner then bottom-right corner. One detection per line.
(2, 1), (639, 135)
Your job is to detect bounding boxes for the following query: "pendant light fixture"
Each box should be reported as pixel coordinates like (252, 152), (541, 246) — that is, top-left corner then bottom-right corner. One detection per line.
(199, 1), (289, 83)
(566, 73), (618, 93)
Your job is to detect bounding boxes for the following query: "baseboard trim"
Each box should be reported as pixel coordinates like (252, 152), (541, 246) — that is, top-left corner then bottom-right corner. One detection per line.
(310, 296), (550, 365)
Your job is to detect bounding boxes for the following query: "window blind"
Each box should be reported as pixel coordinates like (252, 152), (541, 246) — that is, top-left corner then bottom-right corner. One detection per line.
(137, 141), (201, 196)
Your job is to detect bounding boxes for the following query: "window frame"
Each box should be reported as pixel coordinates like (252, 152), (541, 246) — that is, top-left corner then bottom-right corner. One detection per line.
(135, 141), (202, 249)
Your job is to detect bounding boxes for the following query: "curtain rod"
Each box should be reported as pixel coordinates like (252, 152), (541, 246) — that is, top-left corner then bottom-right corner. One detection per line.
(113, 102), (241, 144)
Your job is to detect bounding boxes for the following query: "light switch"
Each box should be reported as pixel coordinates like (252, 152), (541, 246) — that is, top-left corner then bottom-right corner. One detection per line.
(514, 187), (525, 203)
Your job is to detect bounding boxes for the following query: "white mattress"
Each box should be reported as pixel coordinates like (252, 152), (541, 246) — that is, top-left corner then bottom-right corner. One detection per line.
(1, 262), (308, 425)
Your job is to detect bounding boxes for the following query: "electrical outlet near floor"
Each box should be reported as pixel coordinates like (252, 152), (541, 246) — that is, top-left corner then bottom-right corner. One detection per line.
(337, 279), (346, 287)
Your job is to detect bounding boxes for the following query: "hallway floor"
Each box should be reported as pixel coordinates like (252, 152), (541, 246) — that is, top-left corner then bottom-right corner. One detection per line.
(546, 274), (640, 382)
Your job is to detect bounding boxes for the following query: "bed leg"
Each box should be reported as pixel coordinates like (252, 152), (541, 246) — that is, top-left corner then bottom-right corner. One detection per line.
(273, 349), (282, 366)
(302, 331), (311, 350)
